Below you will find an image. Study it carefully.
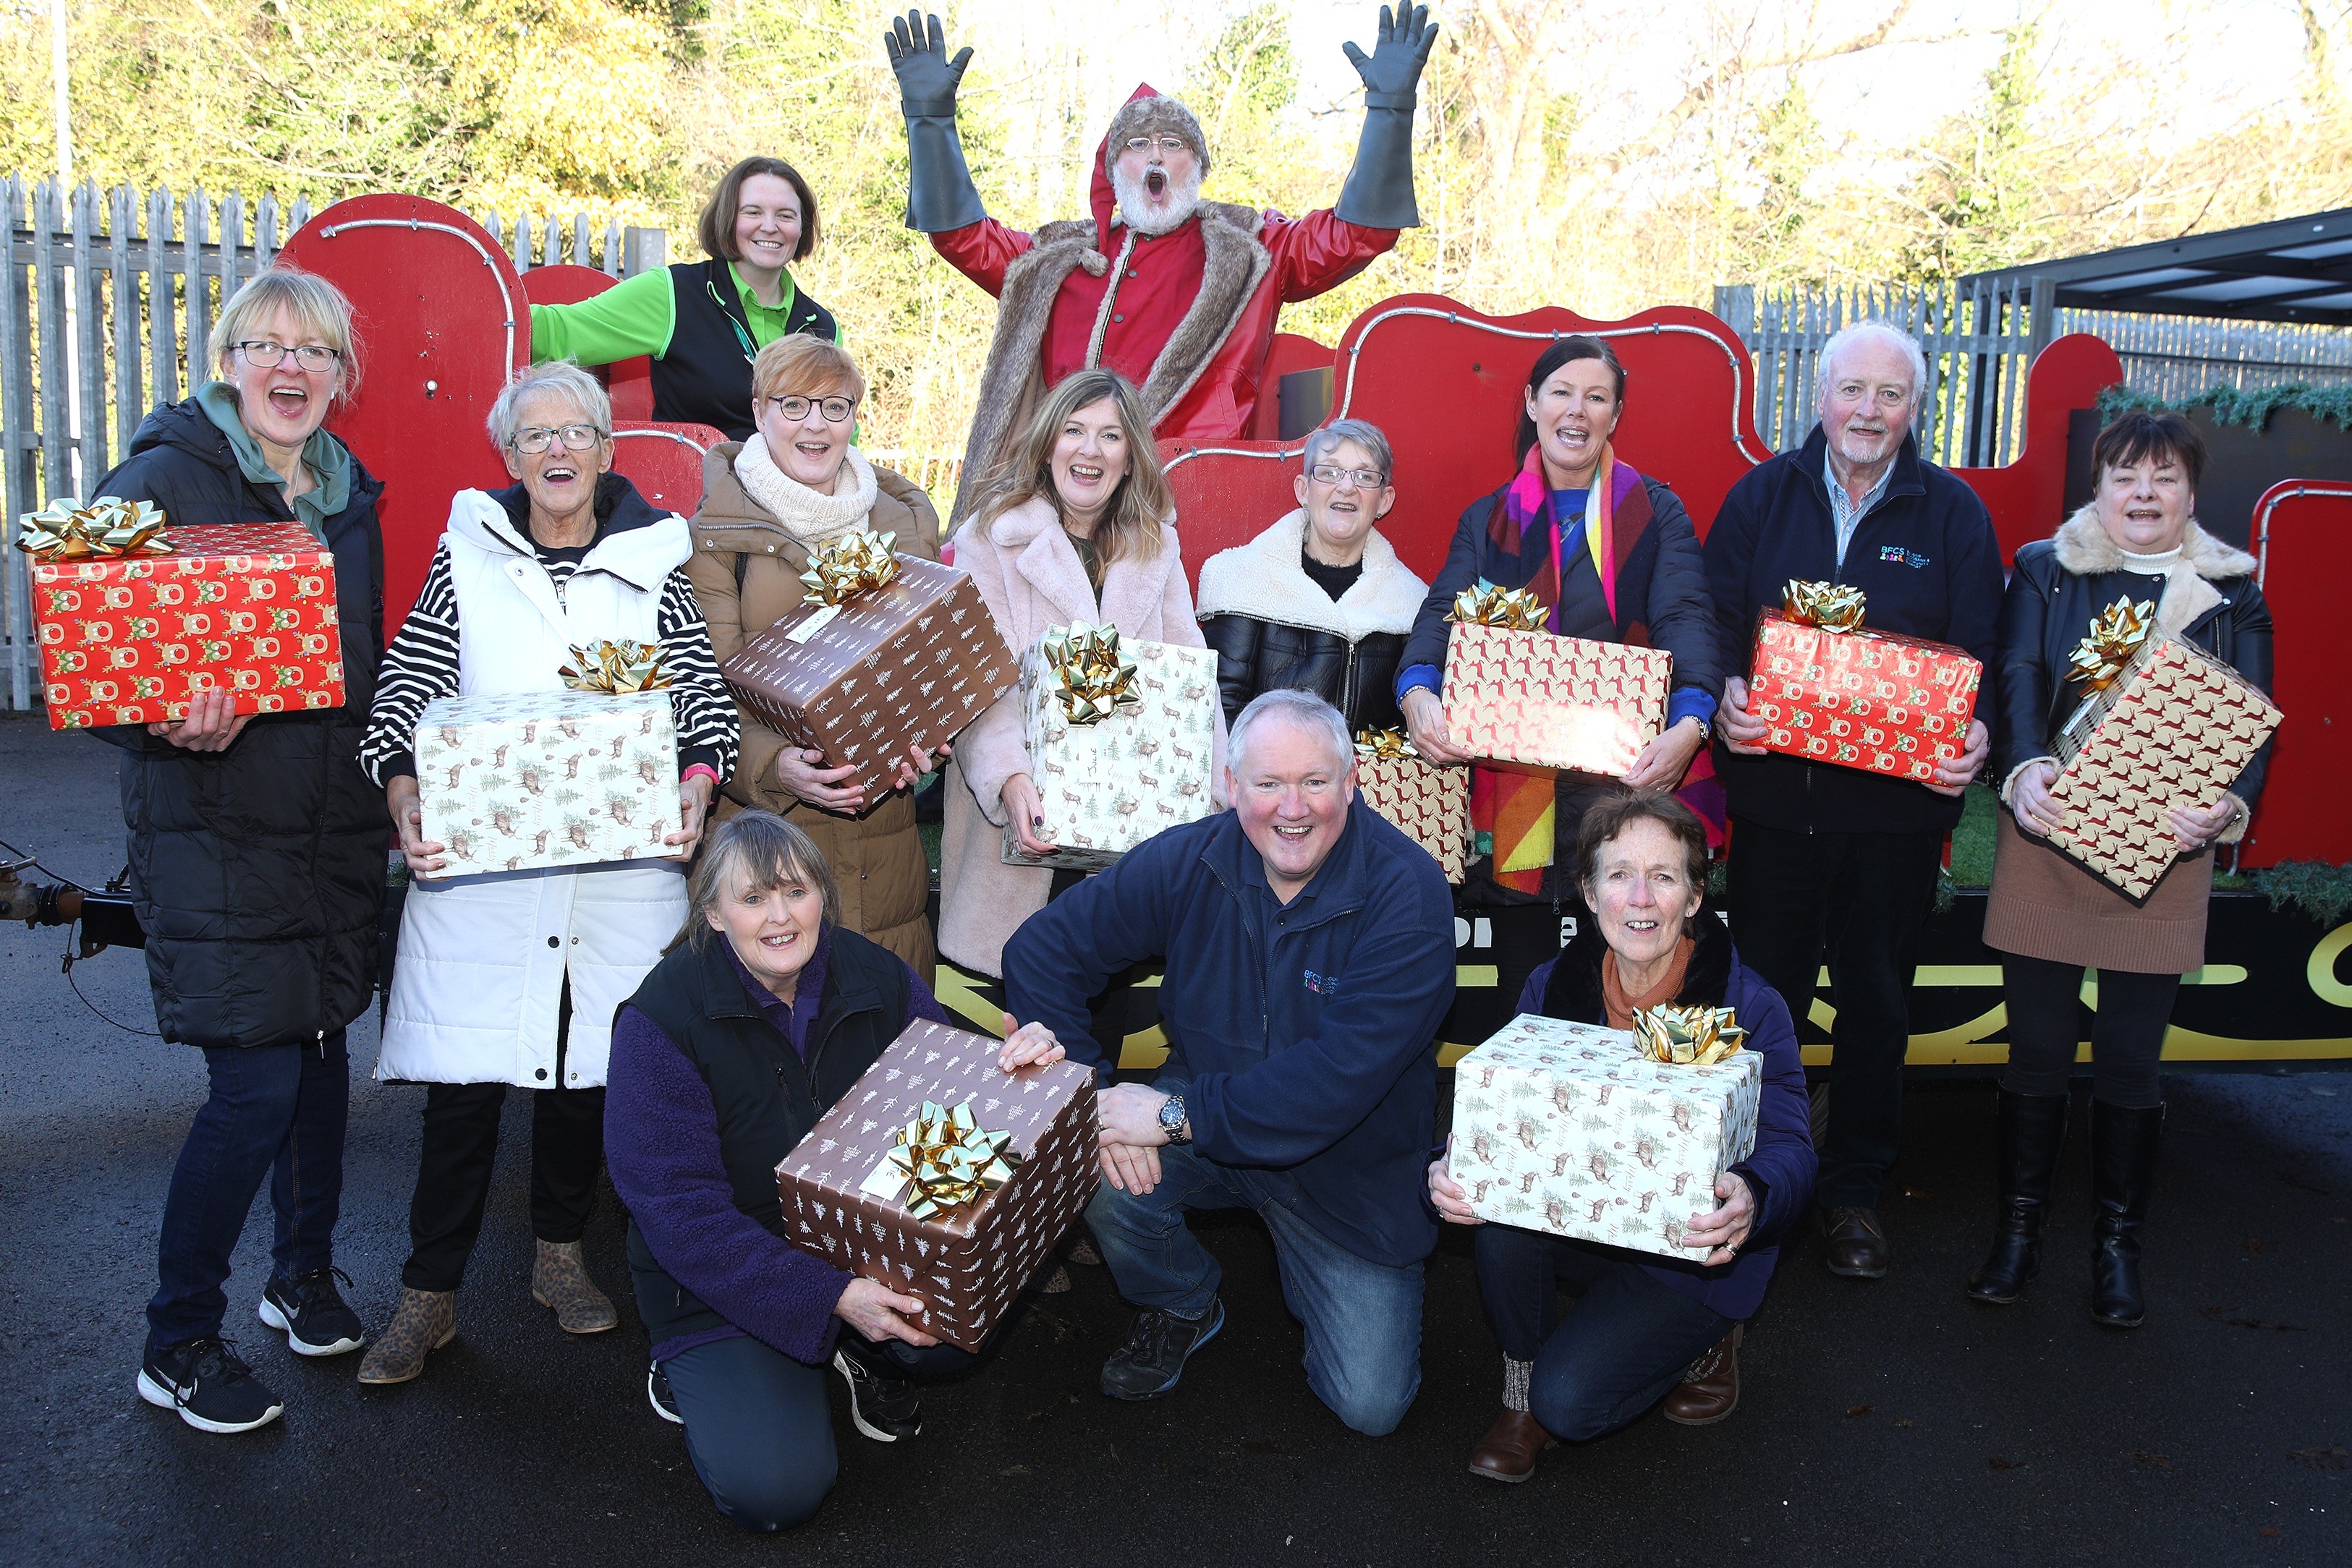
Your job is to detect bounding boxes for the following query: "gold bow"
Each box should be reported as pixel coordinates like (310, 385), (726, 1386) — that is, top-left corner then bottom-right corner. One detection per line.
(798, 529), (901, 606)
(1446, 584), (1547, 631)
(887, 1099), (1023, 1220)
(1354, 727), (1420, 761)
(14, 495), (173, 563)
(1781, 579), (1867, 633)
(1634, 1004), (1748, 1066)
(559, 639), (674, 693)
(1040, 622), (1142, 726)
(2066, 597), (2155, 693)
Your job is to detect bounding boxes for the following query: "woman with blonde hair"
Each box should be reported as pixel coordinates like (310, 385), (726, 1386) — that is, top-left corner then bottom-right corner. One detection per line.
(687, 333), (948, 976)
(937, 367), (1228, 987)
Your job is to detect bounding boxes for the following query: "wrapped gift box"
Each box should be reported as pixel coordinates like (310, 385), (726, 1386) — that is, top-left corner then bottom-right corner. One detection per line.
(1449, 1013), (1760, 1260)
(413, 689), (679, 877)
(721, 554), (1017, 804)
(776, 1019), (1098, 1352)
(1440, 622), (1670, 776)
(1354, 740), (1469, 883)
(1748, 613), (1981, 781)
(2044, 634), (2280, 904)
(1002, 630), (1219, 871)
(27, 520), (344, 730)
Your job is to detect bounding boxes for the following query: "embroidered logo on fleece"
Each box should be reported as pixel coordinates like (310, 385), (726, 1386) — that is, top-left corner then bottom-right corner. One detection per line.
(1303, 970), (1338, 997)
(1880, 545), (1930, 568)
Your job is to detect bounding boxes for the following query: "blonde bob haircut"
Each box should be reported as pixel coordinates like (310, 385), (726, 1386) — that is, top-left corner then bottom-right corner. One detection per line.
(211, 267), (362, 406)
(750, 334), (867, 406)
(977, 368), (1170, 570)
(668, 811), (842, 955)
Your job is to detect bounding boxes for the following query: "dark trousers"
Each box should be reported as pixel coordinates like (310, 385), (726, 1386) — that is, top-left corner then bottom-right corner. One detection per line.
(148, 1034), (349, 1355)
(2000, 954), (2175, 1109)
(401, 1082), (606, 1292)
(663, 1332), (976, 1533)
(1473, 1223), (1731, 1441)
(1049, 867), (1154, 1070)
(1728, 819), (1945, 1209)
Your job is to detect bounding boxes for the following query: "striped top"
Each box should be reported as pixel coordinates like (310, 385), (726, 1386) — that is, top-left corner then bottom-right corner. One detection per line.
(360, 539), (741, 786)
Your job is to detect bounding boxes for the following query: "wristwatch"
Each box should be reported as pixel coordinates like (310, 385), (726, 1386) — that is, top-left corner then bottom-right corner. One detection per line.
(1158, 1094), (1191, 1146)
(1686, 712), (1712, 743)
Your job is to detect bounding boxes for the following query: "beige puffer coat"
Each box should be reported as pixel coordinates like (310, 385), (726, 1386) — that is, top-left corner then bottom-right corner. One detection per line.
(684, 442), (941, 980)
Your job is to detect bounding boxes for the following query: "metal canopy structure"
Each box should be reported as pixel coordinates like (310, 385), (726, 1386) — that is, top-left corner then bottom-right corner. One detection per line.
(1963, 208), (2352, 325)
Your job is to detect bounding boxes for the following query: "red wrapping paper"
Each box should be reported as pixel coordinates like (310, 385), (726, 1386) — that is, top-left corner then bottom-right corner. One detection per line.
(28, 521), (344, 730)
(1746, 612), (1980, 780)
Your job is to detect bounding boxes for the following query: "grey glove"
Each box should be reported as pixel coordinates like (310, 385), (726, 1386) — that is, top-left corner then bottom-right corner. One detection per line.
(886, 10), (985, 234)
(1336, 4), (1439, 229)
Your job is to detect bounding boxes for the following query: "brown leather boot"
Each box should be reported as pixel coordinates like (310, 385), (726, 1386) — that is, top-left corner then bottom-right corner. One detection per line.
(1661, 1324), (1742, 1425)
(357, 1288), (455, 1386)
(1822, 1206), (1890, 1278)
(1468, 1409), (1555, 1483)
(532, 1239), (619, 1334)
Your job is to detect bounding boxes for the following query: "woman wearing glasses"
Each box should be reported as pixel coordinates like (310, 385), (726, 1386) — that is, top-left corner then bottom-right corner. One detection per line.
(355, 362), (740, 1385)
(1195, 418), (1426, 733)
(99, 268), (386, 1434)
(530, 156), (836, 440)
(684, 335), (948, 976)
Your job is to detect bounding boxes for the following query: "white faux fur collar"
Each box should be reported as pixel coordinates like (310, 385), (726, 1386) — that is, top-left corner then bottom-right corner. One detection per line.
(1193, 508), (1428, 640)
(2051, 507), (2257, 637)
(733, 436), (878, 548)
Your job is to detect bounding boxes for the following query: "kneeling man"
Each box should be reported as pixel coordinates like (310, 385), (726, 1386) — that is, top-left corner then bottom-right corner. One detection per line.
(1003, 689), (1455, 1435)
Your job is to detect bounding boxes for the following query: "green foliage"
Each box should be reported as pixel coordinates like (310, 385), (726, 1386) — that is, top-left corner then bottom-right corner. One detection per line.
(2097, 382), (2352, 433)
(1900, 24), (2051, 279)
(2251, 859), (2352, 927)
(1945, 784), (1999, 888)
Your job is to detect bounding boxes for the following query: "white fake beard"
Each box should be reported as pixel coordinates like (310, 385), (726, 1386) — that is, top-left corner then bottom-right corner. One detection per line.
(1111, 163), (1205, 235)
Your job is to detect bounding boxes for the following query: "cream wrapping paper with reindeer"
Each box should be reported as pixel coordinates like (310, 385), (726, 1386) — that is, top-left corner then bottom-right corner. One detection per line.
(1001, 626), (1219, 871)
(1448, 1013), (1760, 1259)
(413, 689), (679, 876)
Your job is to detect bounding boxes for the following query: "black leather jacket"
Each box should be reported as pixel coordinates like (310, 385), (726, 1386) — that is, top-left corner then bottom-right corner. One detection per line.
(1198, 614), (1406, 733)
(1994, 531), (2274, 808)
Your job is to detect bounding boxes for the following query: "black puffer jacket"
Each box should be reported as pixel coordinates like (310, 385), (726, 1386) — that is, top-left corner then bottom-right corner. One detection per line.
(1194, 509), (1427, 733)
(1994, 510), (2273, 807)
(90, 398), (389, 1049)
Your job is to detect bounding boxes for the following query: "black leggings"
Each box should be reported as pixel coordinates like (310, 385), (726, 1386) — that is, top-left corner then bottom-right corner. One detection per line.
(2000, 954), (2178, 1109)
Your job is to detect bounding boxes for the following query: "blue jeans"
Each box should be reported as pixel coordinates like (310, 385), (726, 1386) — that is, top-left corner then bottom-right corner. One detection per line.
(147, 1034), (349, 1355)
(1474, 1222), (1732, 1441)
(1086, 1138), (1425, 1436)
(663, 1333), (975, 1533)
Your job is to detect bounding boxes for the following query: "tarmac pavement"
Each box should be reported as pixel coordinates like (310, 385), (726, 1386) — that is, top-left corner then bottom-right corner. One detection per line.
(2, 710), (2348, 1567)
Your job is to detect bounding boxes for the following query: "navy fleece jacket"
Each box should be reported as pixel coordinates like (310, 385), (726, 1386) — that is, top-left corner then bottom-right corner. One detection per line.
(1003, 801), (1456, 1269)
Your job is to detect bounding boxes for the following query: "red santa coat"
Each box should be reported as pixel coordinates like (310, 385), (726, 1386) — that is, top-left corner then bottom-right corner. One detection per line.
(934, 140), (1396, 521)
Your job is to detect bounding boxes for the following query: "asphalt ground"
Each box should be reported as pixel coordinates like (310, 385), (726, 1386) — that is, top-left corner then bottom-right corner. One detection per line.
(3, 709), (2348, 1567)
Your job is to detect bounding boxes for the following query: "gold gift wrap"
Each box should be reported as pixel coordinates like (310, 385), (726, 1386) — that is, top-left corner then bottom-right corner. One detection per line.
(559, 639), (674, 694)
(1040, 622), (1144, 726)
(1447, 583), (1548, 632)
(886, 1100), (1023, 1221)
(1780, 579), (1867, 634)
(797, 529), (903, 605)
(2066, 597), (2155, 694)
(15, 495), (173, 563)
(1354, 726), (1419, 761)
(1634, 1004), (1748, 1066)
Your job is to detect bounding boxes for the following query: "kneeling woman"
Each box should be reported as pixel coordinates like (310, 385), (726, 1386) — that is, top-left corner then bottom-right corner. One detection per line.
(607, 813), (1066, 1533)
(1428, 791), (1813, 1482)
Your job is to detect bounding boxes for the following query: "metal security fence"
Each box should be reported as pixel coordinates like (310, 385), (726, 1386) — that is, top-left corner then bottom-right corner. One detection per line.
(1, 175), (666, 710)
(2058, 308), (2352, 404)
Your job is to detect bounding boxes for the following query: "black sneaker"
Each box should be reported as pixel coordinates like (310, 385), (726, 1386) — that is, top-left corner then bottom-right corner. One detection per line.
(1099, 1297), (1225, 1401)
(833, 1342), (922, 1442)
(138, 1337), (284, 1433)
(648, 1363), (682, 1425)
(258, 1266), (365, 1357)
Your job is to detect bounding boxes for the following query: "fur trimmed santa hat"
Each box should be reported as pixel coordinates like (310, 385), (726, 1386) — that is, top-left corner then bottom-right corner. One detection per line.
(1103, 85), (1210, 177)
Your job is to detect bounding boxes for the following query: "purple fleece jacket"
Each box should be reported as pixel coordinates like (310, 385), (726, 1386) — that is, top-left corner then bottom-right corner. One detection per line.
(605, 932), (951, 1365)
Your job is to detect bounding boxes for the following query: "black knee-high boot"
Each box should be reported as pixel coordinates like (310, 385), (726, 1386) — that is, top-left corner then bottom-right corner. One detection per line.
(1966, 1089), (2069, 1304)
(2089, 1099), (2163, 1329)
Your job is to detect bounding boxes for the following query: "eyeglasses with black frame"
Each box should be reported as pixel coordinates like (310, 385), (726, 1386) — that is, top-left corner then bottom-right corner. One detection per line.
(1123, 135), (1192, 155)
(763, 394), (857, 424)
(510, 423), (608, 454)
(1307, 464), (1389, 490)
(234, 340), (342, 373)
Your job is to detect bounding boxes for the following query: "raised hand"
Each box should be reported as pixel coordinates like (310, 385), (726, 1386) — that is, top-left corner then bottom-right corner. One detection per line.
(1341, 4), (1439, 103)
(885, 10), (973, 111)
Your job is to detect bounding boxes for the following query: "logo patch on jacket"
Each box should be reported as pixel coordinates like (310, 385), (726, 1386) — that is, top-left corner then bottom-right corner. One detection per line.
(1303, 969), (1337, 997)
(1880, 545), (1930, 568)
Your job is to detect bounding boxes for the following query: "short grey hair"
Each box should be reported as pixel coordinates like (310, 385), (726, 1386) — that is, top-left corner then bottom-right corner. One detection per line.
(1814, 321), (1928, 414)
(1228, 689), (1353, 776)
(488, 361), (612, 451)
(1302, 418), (1393, 482)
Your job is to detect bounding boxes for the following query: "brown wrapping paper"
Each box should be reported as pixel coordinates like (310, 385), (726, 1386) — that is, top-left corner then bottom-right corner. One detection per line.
(721, 556), (1018, 803)
(775, 1020), (1099, 1352)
